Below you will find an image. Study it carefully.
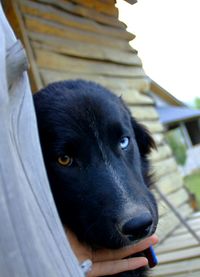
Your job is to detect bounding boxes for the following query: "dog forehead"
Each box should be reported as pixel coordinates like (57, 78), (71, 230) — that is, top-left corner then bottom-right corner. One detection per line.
(49, 93), (132, 154)
(34, 80), (132, 142)
(61, 87), (126, 122)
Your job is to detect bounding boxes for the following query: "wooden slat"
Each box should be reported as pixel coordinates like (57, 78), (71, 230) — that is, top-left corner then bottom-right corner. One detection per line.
(119, 89), (153, 105)
(176, 216), (200, 228)
(24, 14), (132, 51)
(40, 69), (150, 90)
(153, 258), (200, 276)
(6, 0), (42, 91)
(158, 246), (200, 264)
(35, 49), (145, 77)
(153, 212), (200, 276)
(191, 212), (200, 219)
(150, 144), (172, 162)
(40, 69), (153, 104)
(156, 203), (193, 241)
(106, 87), (153, 104)
(167, 188), (189, 207)
(152, 133), (165, 146)
(30, 35), (139, 65)
(19, 0), (134, 40)
(33, 0), (125, 28)
(165, 272), (200, 277)
(157, 231), (200, 254)
(158, 188), (190, 217)
(68, 0), (117, 16)
(173, 224), (200, 237)
(130, 106), (159, 120)
(173, 217), (200, 236)
(167, 229), (200, 245)
(138, 120), (164, 133)
(153, 157), (178, 179)
(155, 172), (183, 195)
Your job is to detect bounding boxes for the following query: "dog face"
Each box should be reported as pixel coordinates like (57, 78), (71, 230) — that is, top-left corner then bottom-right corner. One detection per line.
(34, 80), (158, 249)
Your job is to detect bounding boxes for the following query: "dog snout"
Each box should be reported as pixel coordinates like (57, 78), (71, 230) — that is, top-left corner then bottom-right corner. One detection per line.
(121, 212), (153, 240)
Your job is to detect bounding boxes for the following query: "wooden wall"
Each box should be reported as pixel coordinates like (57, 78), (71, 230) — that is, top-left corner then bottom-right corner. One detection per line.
(7, 0), (194, 242)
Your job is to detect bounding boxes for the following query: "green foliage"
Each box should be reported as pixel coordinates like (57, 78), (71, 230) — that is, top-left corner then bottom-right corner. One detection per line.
(194, 97), (200, 109)
(184, 170), (200, 209)
(166, 130), (187, 165)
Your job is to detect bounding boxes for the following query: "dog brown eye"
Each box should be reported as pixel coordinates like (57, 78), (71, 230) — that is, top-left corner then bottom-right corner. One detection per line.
(58, 155), (73, 166)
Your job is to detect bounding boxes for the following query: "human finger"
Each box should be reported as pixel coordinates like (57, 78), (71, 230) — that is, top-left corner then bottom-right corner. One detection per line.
(88, 257), (148, 277)
(93, 234), (158, 262)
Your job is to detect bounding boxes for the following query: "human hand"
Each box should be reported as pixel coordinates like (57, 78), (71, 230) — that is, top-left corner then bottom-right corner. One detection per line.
(66, 228), (158, 276)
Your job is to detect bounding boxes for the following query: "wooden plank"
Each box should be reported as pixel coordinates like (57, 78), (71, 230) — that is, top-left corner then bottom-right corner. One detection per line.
(40, 69), (150, 91)
(24, 14), (132, 51)
(167, 229), (200, 245)
(162, 272), (200, 277)
(150, 144), (172, 162)
(0, 6), (82, 276)
(157, 231), (200, 254)
(181, 215), (200, 224)
(159, 188), (189, 215)
(30, 35), (140, 65)
(155, 172), (183, 195)
(101, 86), (153, 104)
(5, 0), (42, 91)
(35, 49), (145, 77)
(173, 217), (200, 236)
(153, 157), (178, 179)
(158, 246), (200, 264)
(138, 120), (164, 133)
(19, 0), (134, 40)
(173, 224), (200, 237)
(100, 0), (116, 3)
(158, 188), (189, 218)
(152, 258), (200, 276)
(33, 0), (125, 28)
(167, 188), (189, 207)
(191, 212), (200, 218)
(156, 203), (193, 241)
(119, 89), (153, 105)
(68, 0), (118, 16)
(152, 133), (165, 146)
(130, 106), (159, 120)
(154, 211), (200, 276)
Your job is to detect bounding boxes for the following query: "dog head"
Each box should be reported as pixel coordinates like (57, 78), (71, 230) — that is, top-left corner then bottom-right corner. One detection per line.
(34, 80), (158, 249)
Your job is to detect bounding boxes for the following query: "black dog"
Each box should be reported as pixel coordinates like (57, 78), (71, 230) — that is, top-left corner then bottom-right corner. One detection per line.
(34, 80), (158, 277)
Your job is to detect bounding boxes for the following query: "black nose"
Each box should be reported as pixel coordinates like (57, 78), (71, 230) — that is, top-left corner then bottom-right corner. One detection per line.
(121, 213), (153, 240)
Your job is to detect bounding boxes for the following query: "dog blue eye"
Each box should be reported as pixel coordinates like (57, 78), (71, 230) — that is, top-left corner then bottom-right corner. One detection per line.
(120, 137), (129, 149)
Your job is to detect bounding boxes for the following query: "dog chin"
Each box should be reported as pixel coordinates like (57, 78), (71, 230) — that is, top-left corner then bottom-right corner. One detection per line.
(83, 229), (140, 250)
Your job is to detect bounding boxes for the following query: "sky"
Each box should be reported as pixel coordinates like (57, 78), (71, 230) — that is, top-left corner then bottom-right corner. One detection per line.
(117, 0), (200, 104)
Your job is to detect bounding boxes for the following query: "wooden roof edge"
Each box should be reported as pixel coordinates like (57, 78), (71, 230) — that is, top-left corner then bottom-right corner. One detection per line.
(124, 0), (137, 4)
(150, 79), (186, 107)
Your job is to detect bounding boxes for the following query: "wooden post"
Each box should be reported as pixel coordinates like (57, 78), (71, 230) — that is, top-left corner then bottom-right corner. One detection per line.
(180, 122), (192, 149)
(0, 4), (83, 276)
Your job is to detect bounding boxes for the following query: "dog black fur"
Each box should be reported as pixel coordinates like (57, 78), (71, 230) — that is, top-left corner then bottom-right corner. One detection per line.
(33, 80), (158, 277)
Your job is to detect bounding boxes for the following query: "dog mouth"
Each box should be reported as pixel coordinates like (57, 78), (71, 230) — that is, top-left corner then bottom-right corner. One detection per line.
(119, 222), (158, 268)
(86, 224), (156, 251)
(80, 213), (158, 250)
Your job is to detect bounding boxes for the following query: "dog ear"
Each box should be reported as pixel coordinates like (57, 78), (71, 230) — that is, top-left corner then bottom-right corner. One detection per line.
(131, 118), (156, 157)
